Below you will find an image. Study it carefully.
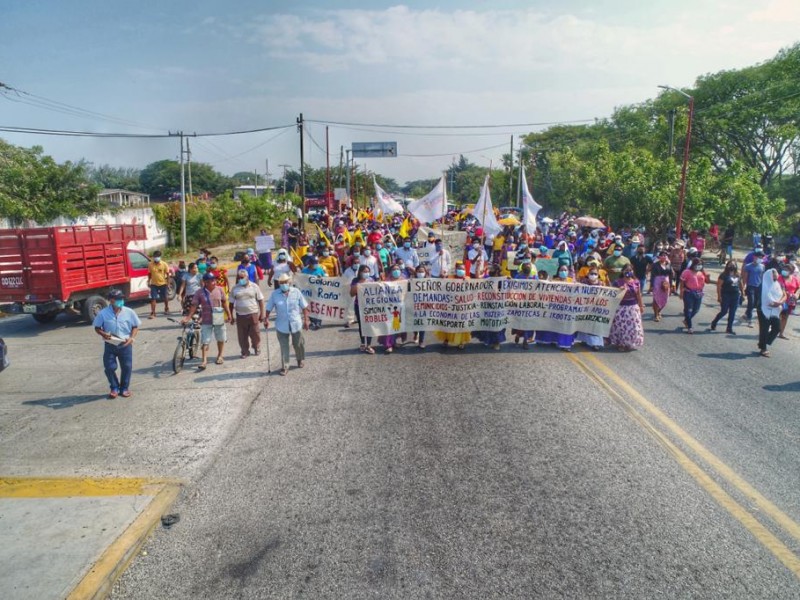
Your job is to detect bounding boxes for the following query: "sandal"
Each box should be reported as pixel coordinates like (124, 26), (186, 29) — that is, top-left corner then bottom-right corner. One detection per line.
(365, 346), (375, 354)
(197, 363), (207, 371)
(760, 350), (771, 357)
(359, 345), (366, 353)
(215, 357), (224, 365)
(385, 347), (393, 354)
(280, 367), (288, 375)
(297, 360), (305, 368)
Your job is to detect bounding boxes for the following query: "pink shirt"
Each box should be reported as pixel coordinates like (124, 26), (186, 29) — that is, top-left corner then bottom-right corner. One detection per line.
(680, 269), (707, 292)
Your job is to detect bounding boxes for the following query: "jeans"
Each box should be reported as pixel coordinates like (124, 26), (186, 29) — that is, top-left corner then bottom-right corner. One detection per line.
(711, 292), (739, 331)
(744, 285), (761, 321)
(276, 330), (305, 369)
(683, 290), (703, 329)
(638, 277), (647, 292)
(757, 309), (780, 351)
(103, 342), (133, 392)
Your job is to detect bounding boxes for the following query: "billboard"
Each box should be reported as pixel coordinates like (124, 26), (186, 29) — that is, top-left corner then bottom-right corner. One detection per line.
(352, 142), (397, 158)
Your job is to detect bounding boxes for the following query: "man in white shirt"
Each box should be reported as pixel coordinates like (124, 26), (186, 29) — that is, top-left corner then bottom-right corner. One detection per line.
(394, 238), (420, 272)
(429, 239), (451, 278)
(467, 239), (488, 277)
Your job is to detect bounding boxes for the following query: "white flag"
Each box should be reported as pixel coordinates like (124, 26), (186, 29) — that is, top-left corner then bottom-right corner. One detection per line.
(520, 164), (542, 233)
(373, 177), (404, 215)
(407, 176), (448, 224)
(473, 174), (503, 240)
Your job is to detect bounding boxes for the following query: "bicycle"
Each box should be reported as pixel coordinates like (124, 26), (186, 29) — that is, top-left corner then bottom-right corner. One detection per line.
(167, 313), (201, 374)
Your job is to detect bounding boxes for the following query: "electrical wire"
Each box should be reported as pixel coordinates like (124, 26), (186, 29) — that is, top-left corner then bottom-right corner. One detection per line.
(306, 117), (596, 129)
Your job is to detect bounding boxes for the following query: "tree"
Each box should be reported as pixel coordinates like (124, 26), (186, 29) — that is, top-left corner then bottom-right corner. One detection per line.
(139, 160), (233, 198)
(0, 138), (103, 223)
(86, 164), (141, 191)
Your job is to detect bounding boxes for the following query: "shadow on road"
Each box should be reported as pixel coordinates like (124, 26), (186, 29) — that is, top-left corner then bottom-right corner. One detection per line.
(763, 381), (800, 393)
(194, 371), (268, 383)
(696, 352), (754, 361)
(23, 394), (108, 410)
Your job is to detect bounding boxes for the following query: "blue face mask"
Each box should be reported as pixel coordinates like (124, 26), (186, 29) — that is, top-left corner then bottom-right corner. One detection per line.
(239, 278), (248, 285)
(456, 269), (466, 277)
(391, 269), (401, 278)
(279, 283), (290, 292)
(113, 299), (124, 308)
(613, 250), (622, 257)
(322, 251), (330, 257)
(376, 244), (382, 250)
(558, 271), (568, 278)
(404, 242), (411, 249)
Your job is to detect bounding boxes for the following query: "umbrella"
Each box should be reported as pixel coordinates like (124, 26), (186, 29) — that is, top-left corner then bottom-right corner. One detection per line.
(499, 215), (520, 226)
(575, 216), (606, 229)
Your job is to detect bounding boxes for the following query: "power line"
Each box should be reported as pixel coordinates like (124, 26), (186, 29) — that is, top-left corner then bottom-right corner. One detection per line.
(306, 118), (596, 129)
(0, 123), (295, 138)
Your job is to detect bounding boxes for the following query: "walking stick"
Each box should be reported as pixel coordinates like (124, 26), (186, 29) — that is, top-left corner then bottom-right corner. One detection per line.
(264, 321), (272, 373)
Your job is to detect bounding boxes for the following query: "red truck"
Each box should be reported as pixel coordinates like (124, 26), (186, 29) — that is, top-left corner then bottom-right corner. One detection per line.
(0, 224), (176, 323)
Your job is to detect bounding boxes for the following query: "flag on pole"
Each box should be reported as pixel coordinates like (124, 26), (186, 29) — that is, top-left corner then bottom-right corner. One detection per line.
(398, 216), (412, 239)
(374, 177), (404, 215)
(473, 174), (503, 240)
(407, 176), (447, 224)
(520, 164), (542, 234)
(315, 223), (332, 247)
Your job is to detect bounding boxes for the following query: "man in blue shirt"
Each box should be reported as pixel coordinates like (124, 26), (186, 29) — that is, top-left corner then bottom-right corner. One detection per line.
(265, 272), (310, 376)
(93, 289), (141, 398)
(742, 250), (765, 326)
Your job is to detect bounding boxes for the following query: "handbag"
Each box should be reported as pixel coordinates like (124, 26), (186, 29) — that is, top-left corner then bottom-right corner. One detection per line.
(204, 288), (226, 325)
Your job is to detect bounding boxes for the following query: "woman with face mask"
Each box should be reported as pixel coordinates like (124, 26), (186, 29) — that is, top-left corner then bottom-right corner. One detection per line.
(575, 268), (605, 350)
(650, 251), (672, 322)
(709, 261), (744, 334)
(512, 260), (538, 350)
(778, 263), (799, 339)
(609, 267), (645, 351)
(758, 268), (787, 357)
(679, 257), (708, 334)
(411, 265), (429, 349)
(230, 269), (265, 358)
(434, 261), (473, 350)
(535, 267), (577, 351)
(377, 266), (407, 353)
(270, 248), (297, 289)
(350, 264), (376, 354)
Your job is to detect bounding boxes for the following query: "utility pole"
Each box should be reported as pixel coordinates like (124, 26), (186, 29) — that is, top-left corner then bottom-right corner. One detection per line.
(508, 135), (514, 206)
(186, 137), (194, 206)
(338, 146), (344, 187)
(179, 132), (187, 253)
(254, 169), (259, 197)
(297, 113), (306, 223)
(279, 164), (290, 196)
(345, 149), (352, 205)
(667, 109), (676, 156)
(659, 85), (694, 239)
(265, 158), (270, 196)
(325, 126), (331, 204)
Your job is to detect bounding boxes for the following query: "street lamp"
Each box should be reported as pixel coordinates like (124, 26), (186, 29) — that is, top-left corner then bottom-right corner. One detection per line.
(659, 85), (694, 240)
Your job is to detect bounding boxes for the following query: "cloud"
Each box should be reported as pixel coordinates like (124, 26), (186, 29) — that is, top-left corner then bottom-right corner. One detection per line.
(247, 4), (799, 82)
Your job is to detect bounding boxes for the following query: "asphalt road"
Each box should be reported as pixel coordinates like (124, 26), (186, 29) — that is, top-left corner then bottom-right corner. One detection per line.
(102, 292), (799, 599)
(2, 286), (799, 598)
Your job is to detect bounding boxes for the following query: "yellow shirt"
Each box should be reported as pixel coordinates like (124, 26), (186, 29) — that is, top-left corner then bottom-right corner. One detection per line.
(318, 255), (339, 277)
(148, 261), (170, 286)
(492, 235), (505, 252)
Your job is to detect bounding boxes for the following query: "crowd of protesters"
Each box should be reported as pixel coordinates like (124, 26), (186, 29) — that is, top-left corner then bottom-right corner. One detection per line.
(101, 206), (799, 397)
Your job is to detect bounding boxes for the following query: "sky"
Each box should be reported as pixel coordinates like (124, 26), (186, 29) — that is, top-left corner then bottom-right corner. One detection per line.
(1, 0), (798, 186)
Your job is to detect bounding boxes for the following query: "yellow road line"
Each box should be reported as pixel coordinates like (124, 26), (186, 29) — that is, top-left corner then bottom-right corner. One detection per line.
(569, 353), (800, 580)
(578, 352), (800, 545)
(67, 483), (181, 600)
(0, 477), (173, 498)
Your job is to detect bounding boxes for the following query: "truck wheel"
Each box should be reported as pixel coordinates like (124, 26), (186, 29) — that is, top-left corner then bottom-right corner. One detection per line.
(166, 277), (177, 301)
(32, 311), (59, 324)
(82, 295), (108, 321)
